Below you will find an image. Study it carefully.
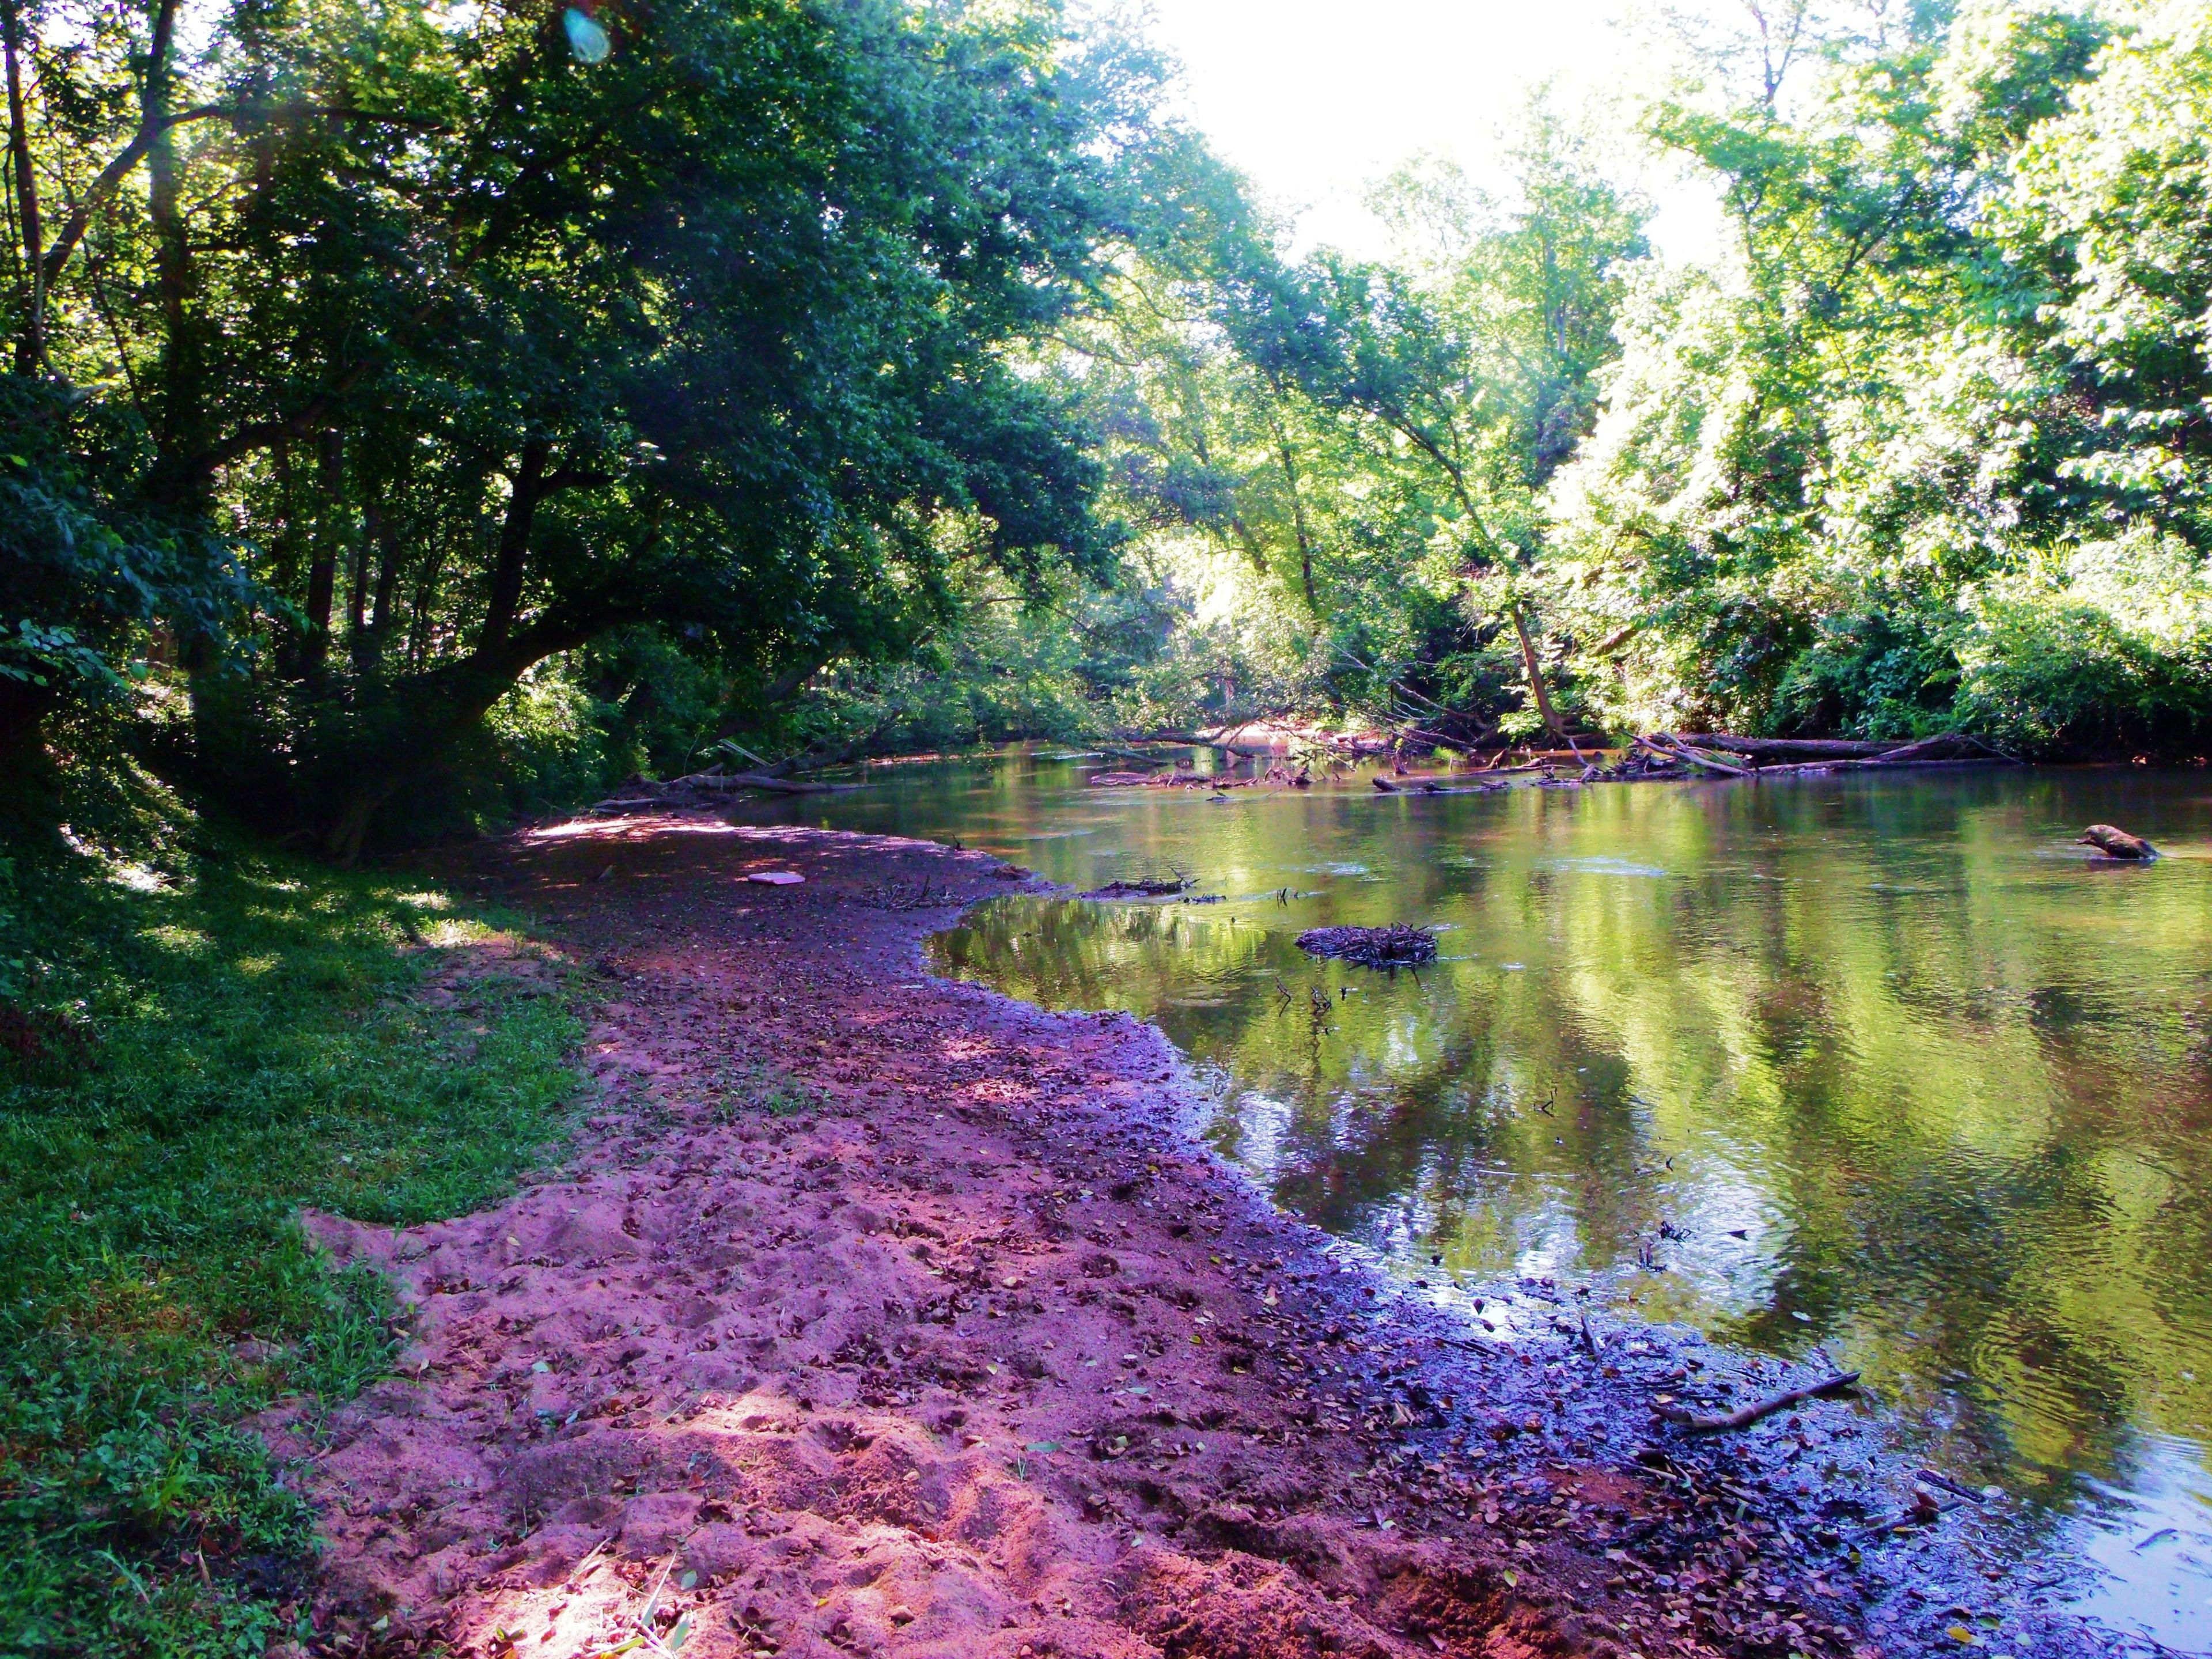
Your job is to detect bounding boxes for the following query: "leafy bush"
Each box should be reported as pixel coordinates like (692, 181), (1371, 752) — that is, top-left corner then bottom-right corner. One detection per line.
(1955, 533), (2212, 753)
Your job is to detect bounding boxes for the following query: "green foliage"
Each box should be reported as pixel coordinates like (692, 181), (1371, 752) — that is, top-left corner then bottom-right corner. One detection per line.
(758, 563), (1231, 754)
(1955, 530), (2212, 749)
(706, 1062), (824, 1123)
(0, 755), (586, 1655)
(2, 0), (1185, 848)
(1546, 0), (2212, 754)
(0, 377), (249, 746)
(1051, 111), (1648, 741)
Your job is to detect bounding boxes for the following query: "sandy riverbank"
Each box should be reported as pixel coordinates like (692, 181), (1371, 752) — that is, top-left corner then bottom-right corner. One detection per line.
(274, 817), (2083, 1659)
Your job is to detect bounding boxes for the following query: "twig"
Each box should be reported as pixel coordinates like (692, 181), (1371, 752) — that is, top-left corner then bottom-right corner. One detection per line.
(1654, 1371), (1860, 1433)
(1916, 1468), (1987, 1505)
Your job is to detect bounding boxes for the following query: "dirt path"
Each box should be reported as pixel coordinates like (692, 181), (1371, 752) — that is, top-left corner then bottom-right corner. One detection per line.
(276, 819), (2077, 1659)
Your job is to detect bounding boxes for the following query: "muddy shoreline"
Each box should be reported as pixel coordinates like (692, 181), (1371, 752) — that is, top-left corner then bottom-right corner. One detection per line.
(280, 818), (2111, 1658)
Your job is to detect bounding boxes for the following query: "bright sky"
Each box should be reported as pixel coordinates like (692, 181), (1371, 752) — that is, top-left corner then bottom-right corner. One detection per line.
(1138, 0), (1728, 261)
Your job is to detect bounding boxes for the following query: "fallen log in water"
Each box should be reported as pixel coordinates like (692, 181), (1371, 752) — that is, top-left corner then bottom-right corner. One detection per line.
(1371, 775), (1512, 795)
(1808, 732), (1974, 767)
(592, 769), (853, 812)
(1740, 734), (1987, 775)
(1675, 734), (1910, 760)
(675, 770), (850, 796)
(2078, 823), (2157, 859)
(1086, 876), (1196, 897)
(1618, 731), (2005, 782)
(1637, 735), (1752, 778)
(1296, 925), (1438, 967)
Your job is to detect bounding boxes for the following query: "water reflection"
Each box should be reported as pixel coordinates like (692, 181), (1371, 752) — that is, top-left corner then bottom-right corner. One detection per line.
(747, 755), (2212, 1643)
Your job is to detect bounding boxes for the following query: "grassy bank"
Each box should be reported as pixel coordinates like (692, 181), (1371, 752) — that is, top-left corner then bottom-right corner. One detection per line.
(0, 757), (586, 1657)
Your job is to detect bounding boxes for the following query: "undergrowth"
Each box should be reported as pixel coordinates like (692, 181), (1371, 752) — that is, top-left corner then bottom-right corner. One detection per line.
(0, 749), (587, 1658)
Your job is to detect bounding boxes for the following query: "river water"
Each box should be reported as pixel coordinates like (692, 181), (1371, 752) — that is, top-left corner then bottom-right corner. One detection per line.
(740, 751), (2212, 1647)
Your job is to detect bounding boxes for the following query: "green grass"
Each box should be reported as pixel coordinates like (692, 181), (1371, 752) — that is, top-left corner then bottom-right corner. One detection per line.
(0, 757), (588, 1657)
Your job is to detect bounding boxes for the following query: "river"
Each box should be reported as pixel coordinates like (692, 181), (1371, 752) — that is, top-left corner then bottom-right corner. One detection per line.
(738, 749), (2212, 1649)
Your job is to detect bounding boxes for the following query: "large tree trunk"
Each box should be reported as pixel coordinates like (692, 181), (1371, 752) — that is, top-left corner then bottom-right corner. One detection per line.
(319, 635), (579, 863)
(0, 676), (55, 764)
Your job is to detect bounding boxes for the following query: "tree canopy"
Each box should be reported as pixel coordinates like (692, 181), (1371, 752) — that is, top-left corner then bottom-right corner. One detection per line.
(8, 0), (2212, 850)
(3, 0), (1191, 848)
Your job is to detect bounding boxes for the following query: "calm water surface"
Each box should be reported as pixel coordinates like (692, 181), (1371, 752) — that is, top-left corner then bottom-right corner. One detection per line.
(744, 752), (2212, 1646)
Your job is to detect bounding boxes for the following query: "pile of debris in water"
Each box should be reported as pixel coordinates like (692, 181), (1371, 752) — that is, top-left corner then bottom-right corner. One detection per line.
(1085, 876), (1194, 897)
(1296, 923), (1438, 967)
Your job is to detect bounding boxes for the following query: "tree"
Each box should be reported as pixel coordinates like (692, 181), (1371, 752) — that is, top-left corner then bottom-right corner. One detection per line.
(1172, 113), (1649, 740)
(3, 0), (1173, 852)
(1538, 0), (2204, 750)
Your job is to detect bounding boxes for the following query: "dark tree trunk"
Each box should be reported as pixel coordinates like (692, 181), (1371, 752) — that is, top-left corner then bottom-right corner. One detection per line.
(302, 428), (344, 669)
(0, 676), (54, 763)
(480, 438), (550, 653)
(144, 0), (204, 496)
(319, 619), (606, 863)
(3, 0), (44, 373)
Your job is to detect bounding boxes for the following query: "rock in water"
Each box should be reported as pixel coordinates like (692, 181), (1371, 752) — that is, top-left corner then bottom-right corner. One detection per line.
(2077, 824), (2157, 860)
(1296, 925), (1438, 967)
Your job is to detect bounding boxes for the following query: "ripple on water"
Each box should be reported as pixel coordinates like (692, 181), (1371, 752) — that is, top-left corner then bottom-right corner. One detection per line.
(1544, 855), (1670, 878)
(2065, 1438), (2212, 1652)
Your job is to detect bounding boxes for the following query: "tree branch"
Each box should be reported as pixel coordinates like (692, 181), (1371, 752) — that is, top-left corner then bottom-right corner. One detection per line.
(41, 102), (444, 287)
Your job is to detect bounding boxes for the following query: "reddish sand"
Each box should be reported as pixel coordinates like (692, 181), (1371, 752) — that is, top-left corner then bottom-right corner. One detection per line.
(274, 819), (1902, 1659)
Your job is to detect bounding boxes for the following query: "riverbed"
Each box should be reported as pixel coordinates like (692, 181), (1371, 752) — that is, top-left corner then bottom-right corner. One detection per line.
(741, 751), (2212, 1649)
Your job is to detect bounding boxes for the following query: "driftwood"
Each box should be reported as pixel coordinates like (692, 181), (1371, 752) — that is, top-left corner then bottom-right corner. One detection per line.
(590, 768), (851, 813)
(1675, 734), (1911, 760)
(1738, 733), (1990, 775)
(1296, 925), (1438, 967)
(1637, 735), (1752, 778)
(1372, 775), (1510, 796)
(2078, 823), (2157, 859)
(1622, 731), (2003, 782)
(1812, 732), (1976, 768)
(675, 770), (846, 796)
(1087, 768), (1249, 790)
(1087, 876), (1195, 897)
(1654, 1372), (1860, 1434)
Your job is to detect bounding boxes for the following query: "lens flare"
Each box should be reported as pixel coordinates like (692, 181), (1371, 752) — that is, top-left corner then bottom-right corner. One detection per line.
(563, 6), (611, 63)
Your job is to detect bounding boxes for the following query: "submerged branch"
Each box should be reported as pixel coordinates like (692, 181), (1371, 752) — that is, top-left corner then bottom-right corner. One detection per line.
(1655, 1372), (1861, 1434)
